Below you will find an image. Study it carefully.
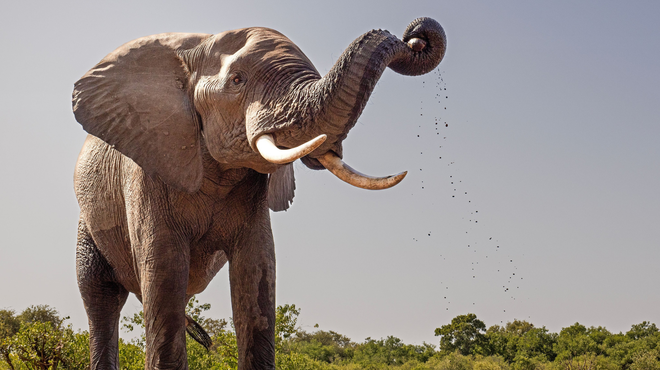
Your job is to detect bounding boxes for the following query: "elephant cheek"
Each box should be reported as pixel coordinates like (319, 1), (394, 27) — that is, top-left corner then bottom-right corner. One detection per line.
(200, 114), (274, 172)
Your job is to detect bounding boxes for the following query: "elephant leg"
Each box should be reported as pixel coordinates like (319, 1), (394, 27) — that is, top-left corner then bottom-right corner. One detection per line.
(229, 215), (276, 370)
(137, 237), (190, 370)
(76, 219), (128, 370)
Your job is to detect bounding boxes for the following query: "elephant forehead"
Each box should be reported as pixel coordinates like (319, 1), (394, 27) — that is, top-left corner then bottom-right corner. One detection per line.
(206, 27), (288, 55)
(219, 51), (240, 76)
(213, 28), (314, 68)
(216, 35), (265, 73)
(249, 33), (315, 69)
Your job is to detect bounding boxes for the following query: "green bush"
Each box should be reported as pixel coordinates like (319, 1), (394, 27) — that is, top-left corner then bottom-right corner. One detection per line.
(3, 302), (659, 370)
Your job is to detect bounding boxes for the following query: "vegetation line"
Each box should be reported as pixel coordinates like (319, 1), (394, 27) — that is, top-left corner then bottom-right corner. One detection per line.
(1, 300), (658, 369)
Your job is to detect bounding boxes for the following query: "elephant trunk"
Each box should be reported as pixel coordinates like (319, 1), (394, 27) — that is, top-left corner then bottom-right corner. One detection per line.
(249, 18), (446, 189)
(298, 17), (446, 169)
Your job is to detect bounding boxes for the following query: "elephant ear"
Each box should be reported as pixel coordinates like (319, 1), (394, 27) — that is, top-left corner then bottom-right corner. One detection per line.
(268, 163), (296, 212)
(72, 33), (211, 193)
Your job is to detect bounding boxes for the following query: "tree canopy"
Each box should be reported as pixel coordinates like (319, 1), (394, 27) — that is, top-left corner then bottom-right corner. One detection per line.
(1, 302), (658, 370)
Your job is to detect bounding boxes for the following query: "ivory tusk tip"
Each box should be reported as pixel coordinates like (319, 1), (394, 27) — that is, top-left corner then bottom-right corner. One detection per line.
(312, 134), (327, 144)
(317, 151), (408, 190)
(385, 171), (407, 187)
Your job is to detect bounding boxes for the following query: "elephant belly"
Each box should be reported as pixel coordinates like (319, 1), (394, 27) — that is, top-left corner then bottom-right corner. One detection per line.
(88, 225), (141, 294)
(187, 247), (228, 296)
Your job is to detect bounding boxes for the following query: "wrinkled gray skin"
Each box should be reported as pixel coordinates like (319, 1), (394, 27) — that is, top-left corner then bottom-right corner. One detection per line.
(72, 18), (446, 370)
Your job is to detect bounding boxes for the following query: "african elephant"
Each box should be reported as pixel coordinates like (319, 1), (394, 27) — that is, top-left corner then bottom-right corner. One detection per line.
(72, 17), (446, 369)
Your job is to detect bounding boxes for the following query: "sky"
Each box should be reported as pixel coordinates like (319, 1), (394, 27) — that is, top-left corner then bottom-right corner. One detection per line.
(1, 0), (659, 346)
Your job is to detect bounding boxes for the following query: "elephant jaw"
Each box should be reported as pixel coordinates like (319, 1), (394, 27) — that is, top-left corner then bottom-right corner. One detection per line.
(255, 133), (407, 190)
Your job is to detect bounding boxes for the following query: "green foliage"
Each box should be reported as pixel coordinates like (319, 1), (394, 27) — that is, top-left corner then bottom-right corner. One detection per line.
(0, 306), (89, 370)
(118, 339), (145, 370)
(120, 310), (144, 335)
(603, 323), (660, 369)
(3, 301), (659, 370)
(184, 297), (238, 369)
(435, 314), (487, 356)
(554, 323), (611, 361)
(626, 321), (659, 341)
(629, 348), (660, 370)
(276, 304), (301, 346)
(12, 322), (67, 370)
(352, 336), (437, 367)
(292, 330), (355, 364)
(120, 308), (147, 354)
(484, 320), (557, 369)
(276, 352), (328, 370)
(549, 352), (618, 370)
(425, 351), (476, 370)
(0, 309), (22, 370)
(0, 310), (21, 339)
(16, 307), (63, 328)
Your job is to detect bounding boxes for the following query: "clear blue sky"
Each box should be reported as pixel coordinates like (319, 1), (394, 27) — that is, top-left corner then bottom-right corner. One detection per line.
(1, 0), (658, 345)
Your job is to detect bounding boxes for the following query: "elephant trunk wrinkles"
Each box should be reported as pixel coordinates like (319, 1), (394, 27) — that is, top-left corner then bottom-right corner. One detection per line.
(258, 18), (446, 169)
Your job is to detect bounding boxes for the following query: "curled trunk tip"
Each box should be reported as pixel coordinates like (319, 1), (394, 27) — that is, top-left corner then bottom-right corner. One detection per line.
(390, 17), (447, 76)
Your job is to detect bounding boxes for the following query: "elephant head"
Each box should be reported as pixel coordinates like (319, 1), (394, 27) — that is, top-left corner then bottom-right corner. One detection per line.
(72, 18), (446, 210)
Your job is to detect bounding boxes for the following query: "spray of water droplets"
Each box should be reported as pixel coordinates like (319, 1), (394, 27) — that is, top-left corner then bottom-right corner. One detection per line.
(411, 68), (527, 323)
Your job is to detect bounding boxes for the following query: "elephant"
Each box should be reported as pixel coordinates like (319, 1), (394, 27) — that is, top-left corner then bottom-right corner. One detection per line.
(72, 17), (446, 370)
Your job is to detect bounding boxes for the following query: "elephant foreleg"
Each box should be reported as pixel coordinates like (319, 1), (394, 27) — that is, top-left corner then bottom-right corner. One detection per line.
(137, 237), (190, 370)
(76, 219), (128, 370)
(229, 217), (276, 370)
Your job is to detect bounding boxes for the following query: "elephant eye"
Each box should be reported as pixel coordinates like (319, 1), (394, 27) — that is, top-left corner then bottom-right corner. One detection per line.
(231, 73), (246, 85)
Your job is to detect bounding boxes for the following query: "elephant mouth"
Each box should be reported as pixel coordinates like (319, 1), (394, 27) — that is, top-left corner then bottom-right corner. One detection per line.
(255, 133), (407, 190)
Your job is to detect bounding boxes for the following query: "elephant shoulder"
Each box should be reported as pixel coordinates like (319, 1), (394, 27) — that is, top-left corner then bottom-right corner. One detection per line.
(74, 135), (135, 201)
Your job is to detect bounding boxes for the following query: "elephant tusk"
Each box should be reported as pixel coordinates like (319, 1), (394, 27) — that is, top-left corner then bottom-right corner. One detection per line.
(317, 152), (407, 190)
(256, 134), (327, 164)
